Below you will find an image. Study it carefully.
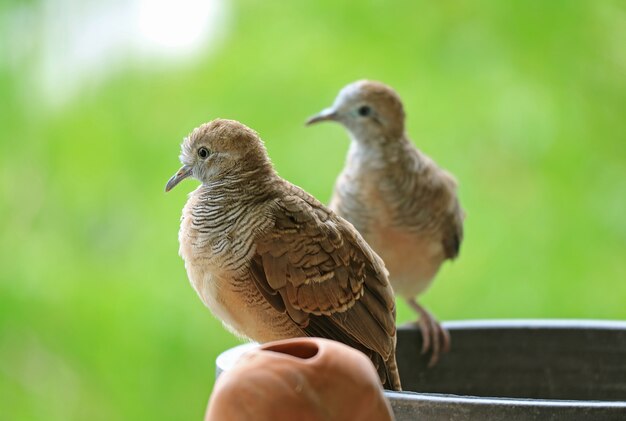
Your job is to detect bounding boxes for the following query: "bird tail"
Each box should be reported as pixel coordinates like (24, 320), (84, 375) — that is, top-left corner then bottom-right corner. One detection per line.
(385, 352), (402, 391)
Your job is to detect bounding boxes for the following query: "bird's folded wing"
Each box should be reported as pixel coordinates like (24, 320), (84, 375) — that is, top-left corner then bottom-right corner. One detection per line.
(248, 193), (396, 360)
(414, 164), (465, 260)
(442, 202), (464, 260)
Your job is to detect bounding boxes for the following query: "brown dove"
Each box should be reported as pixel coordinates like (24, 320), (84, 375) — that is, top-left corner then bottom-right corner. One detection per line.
(165, 118), (401, 390)
(307, 80), (464, 367)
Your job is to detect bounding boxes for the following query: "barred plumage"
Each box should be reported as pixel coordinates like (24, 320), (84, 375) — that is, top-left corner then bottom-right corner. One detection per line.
(307, 80), (465, 367)
(166, 118), (401, 390)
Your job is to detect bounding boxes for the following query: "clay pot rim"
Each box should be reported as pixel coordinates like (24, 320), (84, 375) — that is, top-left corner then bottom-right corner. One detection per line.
(261, 338), (321, 361)
(252, 337), (329, 364)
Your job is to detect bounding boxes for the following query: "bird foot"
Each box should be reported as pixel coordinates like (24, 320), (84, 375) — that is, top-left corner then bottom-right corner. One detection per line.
(408, 300), (450, 368)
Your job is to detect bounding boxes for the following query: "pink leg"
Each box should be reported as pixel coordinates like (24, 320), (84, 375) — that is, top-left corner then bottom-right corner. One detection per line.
(408, 298), (450, 367)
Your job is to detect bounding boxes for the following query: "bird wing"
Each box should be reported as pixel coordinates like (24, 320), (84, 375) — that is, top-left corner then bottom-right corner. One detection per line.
(442, 199), (464, 259)
(414, 154), (465, 260)
(248, 189), (397, 369)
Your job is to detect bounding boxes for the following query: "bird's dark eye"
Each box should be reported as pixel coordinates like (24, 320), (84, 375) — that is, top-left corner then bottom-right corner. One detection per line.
(197, 147), (210, 159)
(358, 105), (372, 117)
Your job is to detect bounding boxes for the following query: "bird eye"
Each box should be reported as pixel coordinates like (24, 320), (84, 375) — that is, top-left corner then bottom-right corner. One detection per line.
(358, 105), (372, 117)
(197, 147), (210, 159)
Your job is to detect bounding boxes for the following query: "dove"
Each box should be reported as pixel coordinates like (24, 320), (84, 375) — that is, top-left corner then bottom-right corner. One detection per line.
(166, 118), (401, 390)
(307, 80), (464, 366)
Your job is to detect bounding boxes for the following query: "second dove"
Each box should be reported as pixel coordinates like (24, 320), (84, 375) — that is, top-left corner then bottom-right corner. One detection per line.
(308, 80), (465, 366)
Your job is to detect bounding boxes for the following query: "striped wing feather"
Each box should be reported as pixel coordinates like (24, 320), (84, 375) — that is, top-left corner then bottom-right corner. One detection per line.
(248, 188), (400, 389)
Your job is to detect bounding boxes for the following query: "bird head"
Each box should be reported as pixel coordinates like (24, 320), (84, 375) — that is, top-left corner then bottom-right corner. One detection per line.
(165, 119), (271, 192)
(306, 80), (406, 143)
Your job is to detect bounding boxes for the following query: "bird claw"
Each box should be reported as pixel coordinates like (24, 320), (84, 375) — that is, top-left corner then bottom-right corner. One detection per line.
(409, 300), (450, 367)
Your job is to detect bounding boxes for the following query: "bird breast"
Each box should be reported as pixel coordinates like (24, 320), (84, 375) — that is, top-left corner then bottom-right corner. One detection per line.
(178, 187), (269, 274)
(177, 187), (301, 341)
(331, 153), (448, 297)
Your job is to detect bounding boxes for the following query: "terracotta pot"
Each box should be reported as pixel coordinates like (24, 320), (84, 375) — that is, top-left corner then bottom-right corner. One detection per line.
(205, 337), (394, 421)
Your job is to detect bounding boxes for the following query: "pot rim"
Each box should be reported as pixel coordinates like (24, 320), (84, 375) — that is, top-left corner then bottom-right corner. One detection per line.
(384, 391), (626, 408)
(427, 318), (626, 331)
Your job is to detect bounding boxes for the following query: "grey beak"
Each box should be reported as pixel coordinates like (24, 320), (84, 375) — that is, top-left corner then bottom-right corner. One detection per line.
(305, 108), (339, 125)
(165, 165), (192, 192)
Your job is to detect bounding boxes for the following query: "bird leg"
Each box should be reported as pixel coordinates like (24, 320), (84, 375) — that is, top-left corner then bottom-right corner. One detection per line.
(408, 298), (450, 367)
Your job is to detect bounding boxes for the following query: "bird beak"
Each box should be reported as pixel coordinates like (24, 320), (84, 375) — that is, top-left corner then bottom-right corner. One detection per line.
(305, 107), (339, 125)
(165, 165), (192, 192)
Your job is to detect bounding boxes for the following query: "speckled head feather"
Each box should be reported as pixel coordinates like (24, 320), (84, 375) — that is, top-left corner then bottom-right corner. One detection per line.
(166, 119), (273, 191)
(307, 80), (406, 142)
(181, 119), (268, 161)
(338, 80), (405, 123)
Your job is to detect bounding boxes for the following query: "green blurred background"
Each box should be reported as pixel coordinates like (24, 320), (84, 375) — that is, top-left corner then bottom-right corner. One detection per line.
(1, 0), (625, 419)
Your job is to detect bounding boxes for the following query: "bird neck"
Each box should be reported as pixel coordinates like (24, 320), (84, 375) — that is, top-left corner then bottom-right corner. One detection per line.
(200, 165), (277, 203)
(347, 133), (412, 169)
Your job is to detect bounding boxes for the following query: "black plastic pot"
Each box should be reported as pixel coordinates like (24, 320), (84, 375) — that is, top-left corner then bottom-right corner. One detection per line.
(216, 320), (626, 420)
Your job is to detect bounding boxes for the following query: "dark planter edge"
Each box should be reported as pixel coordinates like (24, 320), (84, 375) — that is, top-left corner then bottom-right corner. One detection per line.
(383, 391), (626, 408)
(425, 319), (626, 331)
